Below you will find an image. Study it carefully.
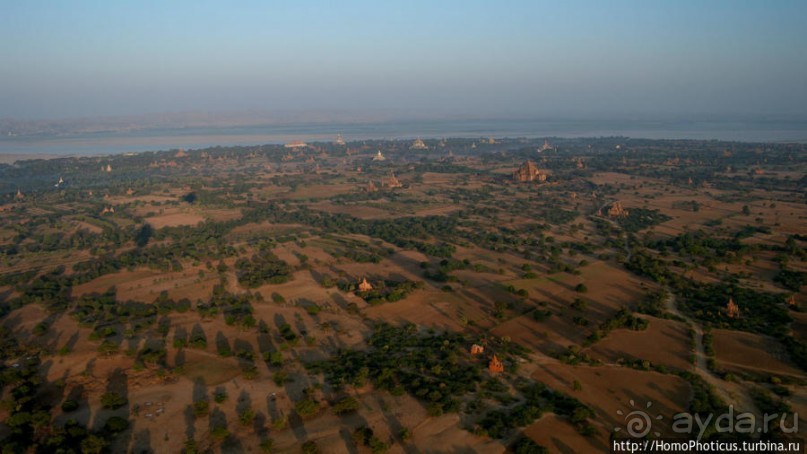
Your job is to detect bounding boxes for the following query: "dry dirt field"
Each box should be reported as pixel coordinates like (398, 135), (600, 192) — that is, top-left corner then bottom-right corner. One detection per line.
(1, 139), (805, 452)
(529, 362), (692, 440)
(144, 213), (206, 228)
(712, 329), (805, 379)
(586, 316), (692, 371)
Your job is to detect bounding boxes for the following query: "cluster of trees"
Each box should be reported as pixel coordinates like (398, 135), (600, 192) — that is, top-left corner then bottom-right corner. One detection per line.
(235, 247), (292, 287)
(322, 236), (393, 264)
(153, 291), (192, 314)
(310, 323), (531, 420)
(351, 426), (390, 453)
(72, 288), (156, 329)
(672, 200), (702, 212)
(774, 269), (806, 292)
(625, 249), (677, 284)
(541, 208), (579, 225)
(308, 323), (481, 417)
(12, 266), (74, 311)
(634, 289), (669, 317)
(197, 284), (256, 329)
(510, 437), (549, 453)
(676, 282), (790, 334)
(625, 230), (806, 373)
(584, 308), (648, 345)
(673, 280), (807, 372)
(352, 280), (424, 305)
(477, 381), (594, 439)
(649, 230), (756, 266)
(244, 203), (460, 258)
(0, 356), (121, 453)
(70, 238), (209, 283)
(616, 208), (672, 233)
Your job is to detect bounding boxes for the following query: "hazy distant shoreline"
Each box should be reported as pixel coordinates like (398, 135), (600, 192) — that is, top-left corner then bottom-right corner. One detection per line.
(1, 118), (806, 160)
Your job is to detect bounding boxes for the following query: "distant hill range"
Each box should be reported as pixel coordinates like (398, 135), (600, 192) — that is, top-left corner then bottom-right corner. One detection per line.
(0, 110), (460, 139)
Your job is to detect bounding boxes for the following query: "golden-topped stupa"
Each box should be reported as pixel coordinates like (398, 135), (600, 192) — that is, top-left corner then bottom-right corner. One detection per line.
(285, 140), (308, 149)
(410, 138), (428, 150)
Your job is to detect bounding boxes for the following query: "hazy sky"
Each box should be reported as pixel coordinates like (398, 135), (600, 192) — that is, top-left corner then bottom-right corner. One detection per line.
(1, 1), (806, 119)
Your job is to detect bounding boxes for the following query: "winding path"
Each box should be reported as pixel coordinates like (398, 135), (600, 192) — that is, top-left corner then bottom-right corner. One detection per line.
(663, 292), (758, 414)
(594, 201), (756, 413)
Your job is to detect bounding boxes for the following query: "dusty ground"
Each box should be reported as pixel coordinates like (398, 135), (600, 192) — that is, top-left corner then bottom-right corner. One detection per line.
(712, 329), (805, 380)
(528, 361), (692, 443)
(586, 316), (692, 372)
(2, 148), (806, 452)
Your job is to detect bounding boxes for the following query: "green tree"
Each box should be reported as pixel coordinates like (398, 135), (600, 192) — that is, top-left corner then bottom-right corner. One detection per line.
(104, 416), (130, 433)
(100, 392), (128, 410)
(80, 435), (107, 454)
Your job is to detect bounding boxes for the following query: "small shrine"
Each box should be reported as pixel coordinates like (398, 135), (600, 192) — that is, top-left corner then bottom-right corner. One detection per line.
(385, 172), (402, 188)
(488, 355), (504, 374)
(512, 161), (546, 183)
(607, 202), (629, 218)
(358, 278), (373, 292)
(726, 298), (740, 319)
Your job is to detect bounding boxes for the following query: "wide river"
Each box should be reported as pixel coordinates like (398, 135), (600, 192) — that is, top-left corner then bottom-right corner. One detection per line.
(1, 117), (806, 159)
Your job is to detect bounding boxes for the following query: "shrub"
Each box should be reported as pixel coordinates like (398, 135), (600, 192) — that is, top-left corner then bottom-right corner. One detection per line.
(210, 425), (230, 440)
(511, 437), (549, 454)
(332, 396), (360, 415)
(192, 399), (209, 418)
(239, 407), (256, 426)
(302, 440), (319, 454)
(295, 397), (320, 418)
(61, 399), (79, 412)
(104, 416), (130, 433)
(272, 370), (290, 386)
(183, 438), (199, 454)
(259, 438), (274, 453)
(80, 435), (107, 454)
(100, 392), (128, 410)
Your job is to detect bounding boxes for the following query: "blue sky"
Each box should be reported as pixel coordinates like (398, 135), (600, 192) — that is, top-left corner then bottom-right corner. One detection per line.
(1, 1), (806, 119)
